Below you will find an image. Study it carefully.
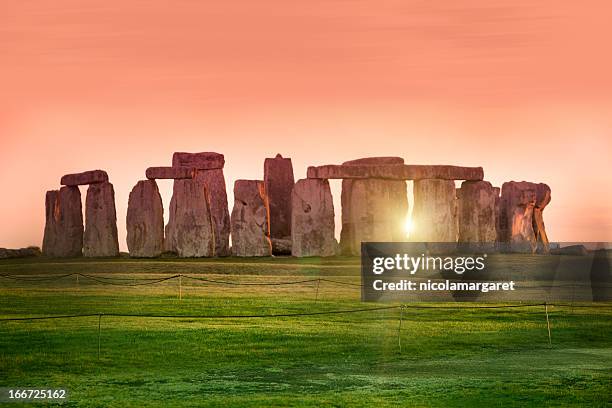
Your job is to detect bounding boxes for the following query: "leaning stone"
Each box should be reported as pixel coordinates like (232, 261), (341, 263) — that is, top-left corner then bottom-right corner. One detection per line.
(411, 179), (458, 242)
(172, 152), (224, 170)
(146, 166), (193, 180)
(264, 154), (295, 243)
(164, 174), (215, 257)
(83, 182), (120, 257)
(498, 181), (551, 253)
(457, 181), (499, 245)
(61, 170), (108, 186)
(291, 179), (337, 257)
(126, 180), (165, 257)
(231, 180), (272, 257)
(307, 164), (483, 181)
(42, 186), (83, 257)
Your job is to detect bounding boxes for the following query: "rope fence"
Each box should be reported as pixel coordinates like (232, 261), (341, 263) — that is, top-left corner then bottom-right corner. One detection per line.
(2, 302), (610, 358)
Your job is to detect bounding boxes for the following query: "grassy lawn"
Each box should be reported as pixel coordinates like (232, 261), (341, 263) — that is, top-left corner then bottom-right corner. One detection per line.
(0, 256), (610, 407)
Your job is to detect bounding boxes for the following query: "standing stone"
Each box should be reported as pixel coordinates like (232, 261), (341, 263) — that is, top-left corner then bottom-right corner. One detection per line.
(340, 157), (408, 255)
(291, 179), (336, 257)
(457, 181), (499, 245)
(164, 172), (215, 257)
(231, 180), (272, 256)
(168, 152), (230, 256)
(411, 179), (457, 242)
(498, 181), (551, 253)
(264, 154), (295, 247)
(83, 182), (120, 257)
(126, 180), (164, 258)
(42, 186), (83, 257)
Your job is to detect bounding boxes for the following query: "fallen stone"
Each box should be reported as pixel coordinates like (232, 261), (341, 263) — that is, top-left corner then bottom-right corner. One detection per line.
(164, 174), (215, 257)
(307, 164), (483, 181)
(172, 152), (224, 170)
(498, 181), (551, 253)
(550, 245), (588, 256)
(291, 179), (337, 257)
(42, 186), (83, 257)
(146, 166), (193, 180)
(230, 180), (272, 257)
(0, 247), (42, 259)
(61, 170), (108, 186)
(83, 182), (120, 257)
(126, 180), (165, 258)
(339, 157), (408, 255)
(264, 154), (295, 243)
(457, 181), (499, 244)
(411, 179), (458, 242)
(271, 237), (293, 255)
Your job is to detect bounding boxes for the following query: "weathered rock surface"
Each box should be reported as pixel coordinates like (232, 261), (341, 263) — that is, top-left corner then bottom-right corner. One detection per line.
(498, 181), (551, 253)
(42, 186), (83, 257)
(411, 179), (458, 242)
(83, 182), (120, 257)
(291, 179), (337, 257)
(457, 181), (499, 244)
(146, 166), (193, 180)
(230, 180), (272, 257)
(0, 247), (41, 259)
(307, 164), (484, 181)
(164, 173), (215, 257)
(61, 170), (108, 186)
(195, 169), (231, 256)
(172, 152), (224, 170)
(340, 158), (408, 255)
(126, 180), (164, 257)
(271, 237), (292, 255)
(264, 154), (295, 243)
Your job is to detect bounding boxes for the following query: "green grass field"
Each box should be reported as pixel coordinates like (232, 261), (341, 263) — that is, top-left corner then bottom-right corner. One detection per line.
(0, 256), (610, 407)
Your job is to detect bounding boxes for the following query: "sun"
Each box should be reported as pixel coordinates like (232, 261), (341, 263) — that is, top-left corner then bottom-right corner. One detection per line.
(404, 217), (414, 238)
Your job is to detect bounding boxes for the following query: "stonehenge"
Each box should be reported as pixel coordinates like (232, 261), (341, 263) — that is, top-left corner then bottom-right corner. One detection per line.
(127, 180), (164, 257)
(164, 152), (231, 256)
(230, 180), (272, 257)
(43, 153), (553, 258)
(42, 186), (84, 257)
(61, 170), (109, 186)
(411, 179), (458, 242)
(264, 154), (295, 253)
(340, 157), (408, 255)
(146, 166), (193, 180)
(457, 181), (499, 245)
(83, 181), (120, 257)
(165, 171), (215, 257)
(291, 179), (336, 257)
(498, 181), (551, 254)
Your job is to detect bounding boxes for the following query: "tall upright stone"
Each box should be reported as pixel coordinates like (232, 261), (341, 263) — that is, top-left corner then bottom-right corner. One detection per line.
(291, 179), (336, 257)
(457, 181), (499, 245)
(498, 181), (551, 253)
(165, 172), (215, 257)
(126, 180), (164, 258)
(411, 179), (457, 242)
(42, 186), (83, 257)
(340, 157), (408, 255)
(83, 182), (119, 257)
(168, 152), (230, 256)
(231, 180), (272, 257)
(264, 154), (295, 247)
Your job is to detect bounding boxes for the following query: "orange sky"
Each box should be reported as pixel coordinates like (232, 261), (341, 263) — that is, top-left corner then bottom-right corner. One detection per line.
(1, 0), (611, 250)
